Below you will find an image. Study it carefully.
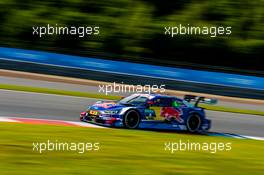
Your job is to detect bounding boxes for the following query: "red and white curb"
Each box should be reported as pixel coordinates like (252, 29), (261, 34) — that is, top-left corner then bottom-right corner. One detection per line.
(0, 116), (106, 128)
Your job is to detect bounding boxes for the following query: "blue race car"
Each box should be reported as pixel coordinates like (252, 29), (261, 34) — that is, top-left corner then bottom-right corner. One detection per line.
(80, 94), (217, 132)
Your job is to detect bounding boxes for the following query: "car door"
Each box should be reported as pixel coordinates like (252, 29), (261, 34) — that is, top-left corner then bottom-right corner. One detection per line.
(147, 97), (173, 121)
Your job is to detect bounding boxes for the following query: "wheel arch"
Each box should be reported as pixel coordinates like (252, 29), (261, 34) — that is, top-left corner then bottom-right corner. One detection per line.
(188, 110), (205, 120)
(122, 108), (142, 129)
(186, 112), (203, 132)
(121, 108), (142, 120)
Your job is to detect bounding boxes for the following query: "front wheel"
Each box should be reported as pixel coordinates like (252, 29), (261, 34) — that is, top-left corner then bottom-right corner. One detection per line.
(186, 114), (201, 133)
(123, 110), (140, 129)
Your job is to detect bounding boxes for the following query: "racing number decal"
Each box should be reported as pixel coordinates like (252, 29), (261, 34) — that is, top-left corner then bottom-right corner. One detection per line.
(89, 110), (98, 115)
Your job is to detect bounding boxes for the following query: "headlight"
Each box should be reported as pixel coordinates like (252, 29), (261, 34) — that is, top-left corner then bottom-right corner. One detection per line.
(102, 110), (119, 115)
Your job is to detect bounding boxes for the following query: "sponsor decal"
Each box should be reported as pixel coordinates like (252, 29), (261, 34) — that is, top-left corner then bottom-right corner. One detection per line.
(160, 107), (184, 123)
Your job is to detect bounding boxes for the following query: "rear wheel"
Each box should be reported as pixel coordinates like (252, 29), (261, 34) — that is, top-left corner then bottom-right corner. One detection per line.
(186, 114), (201, 133)
(123, 110), (140, 129)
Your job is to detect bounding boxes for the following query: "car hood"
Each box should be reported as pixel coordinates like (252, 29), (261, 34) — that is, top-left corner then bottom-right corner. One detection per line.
(89, 101), (126, 111)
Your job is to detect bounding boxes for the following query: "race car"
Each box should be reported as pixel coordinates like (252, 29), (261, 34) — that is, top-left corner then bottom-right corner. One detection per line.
(80, 93), (217, 132)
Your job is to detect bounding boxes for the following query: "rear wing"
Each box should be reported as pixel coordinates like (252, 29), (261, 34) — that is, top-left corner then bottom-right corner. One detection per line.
(183, 95), (218, 107)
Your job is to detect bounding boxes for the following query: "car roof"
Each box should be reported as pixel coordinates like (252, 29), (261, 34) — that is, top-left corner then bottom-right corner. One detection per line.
(133, 93), (182, 101)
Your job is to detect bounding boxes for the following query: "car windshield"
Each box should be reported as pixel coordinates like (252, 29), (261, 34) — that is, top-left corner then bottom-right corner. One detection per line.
(182, 100), (194, 107)
(119, 94), (148, 106)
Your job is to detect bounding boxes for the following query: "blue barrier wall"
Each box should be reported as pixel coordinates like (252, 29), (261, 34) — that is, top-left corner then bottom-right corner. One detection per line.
(0, 47), (263, 90)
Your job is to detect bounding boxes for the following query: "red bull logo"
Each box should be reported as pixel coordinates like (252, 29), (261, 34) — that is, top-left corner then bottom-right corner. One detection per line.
(160, 107), (184, 123)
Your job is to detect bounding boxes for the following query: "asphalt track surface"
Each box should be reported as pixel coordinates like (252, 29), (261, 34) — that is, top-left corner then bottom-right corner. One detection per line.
(1, 89), (264, 137)
(1, 76), (264, 111)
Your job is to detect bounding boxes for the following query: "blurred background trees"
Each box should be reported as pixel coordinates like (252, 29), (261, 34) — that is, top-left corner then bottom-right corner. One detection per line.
(0, 0), (263, 73)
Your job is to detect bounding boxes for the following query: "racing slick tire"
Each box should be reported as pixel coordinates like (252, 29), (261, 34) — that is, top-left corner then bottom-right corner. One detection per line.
(186, 113), (201, 133)
(123, 110), (140, 129)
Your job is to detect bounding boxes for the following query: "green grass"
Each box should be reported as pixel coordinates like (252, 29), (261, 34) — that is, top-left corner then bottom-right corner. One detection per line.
(0, 83), (263, 116)
(200, 104), (264, 116)
(0, 84), (120, 100)
(0, 122), (263, 175)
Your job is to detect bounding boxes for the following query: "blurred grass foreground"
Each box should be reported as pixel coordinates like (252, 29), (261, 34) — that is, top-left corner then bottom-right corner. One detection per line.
(0, 122), (264, 175)
(0, 0), (263, 72)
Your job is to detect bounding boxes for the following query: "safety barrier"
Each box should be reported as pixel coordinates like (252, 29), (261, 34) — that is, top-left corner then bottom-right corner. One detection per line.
(0, 47), (263, 91)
